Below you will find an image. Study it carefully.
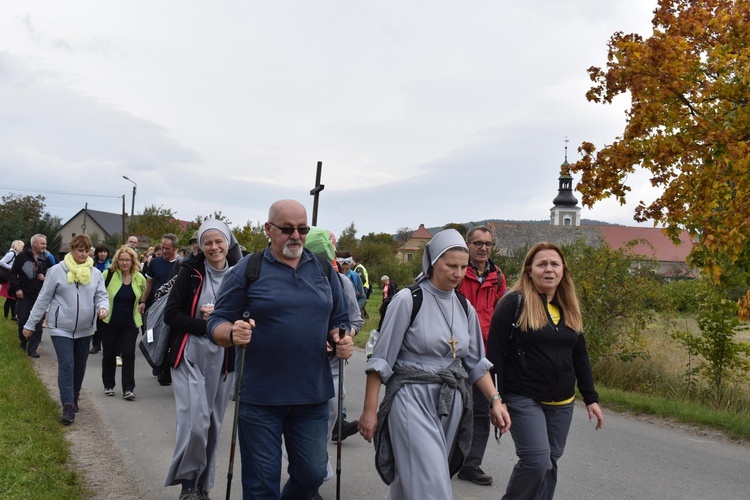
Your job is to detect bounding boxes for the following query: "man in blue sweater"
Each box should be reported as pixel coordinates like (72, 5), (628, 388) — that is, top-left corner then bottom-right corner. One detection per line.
(207, 199), (353, 500)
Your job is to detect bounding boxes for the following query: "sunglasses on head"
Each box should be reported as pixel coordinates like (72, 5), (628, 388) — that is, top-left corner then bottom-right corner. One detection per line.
(268, 222), (311, 235)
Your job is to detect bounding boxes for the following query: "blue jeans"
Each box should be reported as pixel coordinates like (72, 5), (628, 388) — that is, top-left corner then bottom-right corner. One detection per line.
(51, 335), (91, 406)
(238, 401), (328, 500)
(502, 392), (574, 500)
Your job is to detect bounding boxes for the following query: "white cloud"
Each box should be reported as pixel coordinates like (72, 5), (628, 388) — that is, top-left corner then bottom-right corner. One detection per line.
(0, 1), (661, 237)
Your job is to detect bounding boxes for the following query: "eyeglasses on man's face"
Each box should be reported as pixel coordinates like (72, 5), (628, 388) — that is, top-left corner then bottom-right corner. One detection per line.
(268, 222), (311, 235)
(469, 241), (494, 249)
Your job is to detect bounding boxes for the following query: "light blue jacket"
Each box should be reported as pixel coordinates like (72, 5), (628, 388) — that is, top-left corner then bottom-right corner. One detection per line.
(25, 262), (109, 338)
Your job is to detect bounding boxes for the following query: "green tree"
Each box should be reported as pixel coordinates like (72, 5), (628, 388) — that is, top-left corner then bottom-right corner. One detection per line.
(570, 0), (750, 310)
(0, 193), (62, 254)
(360, 232), (397, 249)
(443, 223), (467, 238)
(564, 238), (661, 363)
(494, 244), (529, 289)
(337, 222), (358, 253)
(235, 221), (268, 253)
(126, 205), (182, 246)
(672, 278), (750, 407)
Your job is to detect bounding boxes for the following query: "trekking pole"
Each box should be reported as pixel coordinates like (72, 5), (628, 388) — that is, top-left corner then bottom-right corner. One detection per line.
(226, 312), (250, 500)
(335, 324), (347, 500)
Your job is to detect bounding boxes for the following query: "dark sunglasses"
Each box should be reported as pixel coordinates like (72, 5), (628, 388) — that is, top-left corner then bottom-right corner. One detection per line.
(268, 222), (311, 235)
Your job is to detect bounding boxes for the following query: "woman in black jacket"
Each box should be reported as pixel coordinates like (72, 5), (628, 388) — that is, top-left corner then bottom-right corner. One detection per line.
(163, 219), (242, 500)
(487, 241), (603, 500)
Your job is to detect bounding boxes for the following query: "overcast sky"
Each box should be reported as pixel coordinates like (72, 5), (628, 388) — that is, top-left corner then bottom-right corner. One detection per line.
(0, 1), (661, 238)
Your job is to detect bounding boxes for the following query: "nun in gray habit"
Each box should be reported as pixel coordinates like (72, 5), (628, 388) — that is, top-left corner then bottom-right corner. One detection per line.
(163, 219), (243, 500)
(358, 229), (510, 500)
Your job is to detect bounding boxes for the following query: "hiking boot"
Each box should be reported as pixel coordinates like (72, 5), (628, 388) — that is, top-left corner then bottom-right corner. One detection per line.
(331, 419), (359, 442)
(104, 388), (115, 396)
(123, 391), (136, 401)
(60, 404), (75, 425)
(457, 467), (493, 486)
(178, 488), (200, 500)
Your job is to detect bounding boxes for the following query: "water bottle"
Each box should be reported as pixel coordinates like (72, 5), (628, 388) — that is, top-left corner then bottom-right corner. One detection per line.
(365, 329), (379, 360)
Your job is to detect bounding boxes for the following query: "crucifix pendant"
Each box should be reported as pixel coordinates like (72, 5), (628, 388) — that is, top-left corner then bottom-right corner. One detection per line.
(447, 336), (458, 358)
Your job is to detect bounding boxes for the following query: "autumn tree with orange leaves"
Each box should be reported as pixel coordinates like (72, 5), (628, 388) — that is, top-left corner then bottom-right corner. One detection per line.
(570, 0), (750, 318)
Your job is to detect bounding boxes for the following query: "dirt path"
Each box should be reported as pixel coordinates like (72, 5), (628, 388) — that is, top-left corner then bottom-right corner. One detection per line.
(33, 344), (147, 500)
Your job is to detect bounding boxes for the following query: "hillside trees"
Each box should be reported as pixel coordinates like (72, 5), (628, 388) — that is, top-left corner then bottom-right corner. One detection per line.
(564, 238), (663, 363)
(126, 205), (183, 244)
(0, 193), (62, 253)
(570, 0), (750, 314)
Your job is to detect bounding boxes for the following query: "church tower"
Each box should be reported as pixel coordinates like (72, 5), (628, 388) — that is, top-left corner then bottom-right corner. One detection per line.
(550, 142), (581, 227)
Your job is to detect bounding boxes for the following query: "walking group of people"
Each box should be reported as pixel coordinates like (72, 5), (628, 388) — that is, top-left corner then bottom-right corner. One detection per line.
(3, 197), (603, 500)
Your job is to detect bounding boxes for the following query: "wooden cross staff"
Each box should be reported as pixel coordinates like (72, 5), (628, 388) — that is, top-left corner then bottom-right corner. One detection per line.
(310, 161), (325, 227)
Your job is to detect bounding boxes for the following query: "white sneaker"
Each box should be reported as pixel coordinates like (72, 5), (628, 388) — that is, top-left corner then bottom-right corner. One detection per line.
(123, 391), (136, 401)
(116, 356), (122, 366)
(104, 388), (115, 396)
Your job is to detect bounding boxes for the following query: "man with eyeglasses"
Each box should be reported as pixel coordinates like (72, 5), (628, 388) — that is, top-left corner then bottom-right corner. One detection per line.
(207, 199), (353, 499)
(457, 225), (507, 486)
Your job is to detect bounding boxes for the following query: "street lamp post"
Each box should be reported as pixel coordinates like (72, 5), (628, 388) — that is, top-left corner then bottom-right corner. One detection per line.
(122, 176), (137, 227)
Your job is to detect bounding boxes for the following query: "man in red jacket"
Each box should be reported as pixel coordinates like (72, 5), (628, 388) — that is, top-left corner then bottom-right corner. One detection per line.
(457, 226), (507, 485)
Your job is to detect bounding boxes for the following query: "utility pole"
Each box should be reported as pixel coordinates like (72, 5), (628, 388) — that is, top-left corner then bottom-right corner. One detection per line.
(123, 176), (137, 230)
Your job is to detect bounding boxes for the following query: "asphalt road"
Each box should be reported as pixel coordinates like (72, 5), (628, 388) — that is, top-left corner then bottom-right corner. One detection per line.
(71, 344), (750, 499)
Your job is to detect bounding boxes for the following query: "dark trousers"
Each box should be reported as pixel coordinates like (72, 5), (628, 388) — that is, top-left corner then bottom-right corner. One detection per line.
(17, 296), (43, 353)
(101, 319), (139, 393)
(50, 335), (91, 406)
(461, 383), (491, 472)
(4, 297), (15, 318)
(502, 393), (574, 500)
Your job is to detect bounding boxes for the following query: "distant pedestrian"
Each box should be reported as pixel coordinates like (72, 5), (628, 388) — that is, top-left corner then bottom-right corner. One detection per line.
(0, 240), (24, 321)
(11, 234), (52, 358)
(353, 258), (371, 319)
(90, 244), (113, 354)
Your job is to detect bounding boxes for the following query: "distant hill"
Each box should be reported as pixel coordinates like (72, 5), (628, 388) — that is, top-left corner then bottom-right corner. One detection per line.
(426, 219), (621, 234)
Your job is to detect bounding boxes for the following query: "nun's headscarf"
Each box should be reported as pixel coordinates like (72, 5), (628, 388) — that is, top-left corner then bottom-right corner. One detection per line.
(415, 228), (468, 283)
(197, 219), (243, 265)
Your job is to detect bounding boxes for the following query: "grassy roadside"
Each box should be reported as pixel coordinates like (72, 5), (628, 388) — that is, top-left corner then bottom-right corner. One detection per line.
(0, 310), (88, 498)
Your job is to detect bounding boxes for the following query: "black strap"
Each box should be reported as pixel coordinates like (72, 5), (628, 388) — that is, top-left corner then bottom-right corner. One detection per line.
(507, 293), (527, 370)
(406, 283), (469, 328)
(104, 269), (114, 289)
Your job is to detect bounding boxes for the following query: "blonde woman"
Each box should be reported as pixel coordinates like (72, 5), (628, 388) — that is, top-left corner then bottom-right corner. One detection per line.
(487, 242), (603, 500)
(100, 246), (147, 400)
